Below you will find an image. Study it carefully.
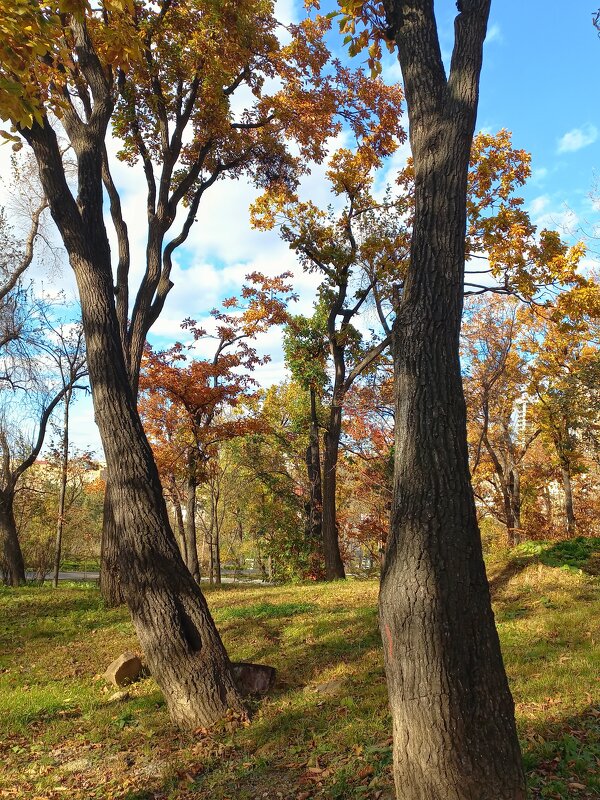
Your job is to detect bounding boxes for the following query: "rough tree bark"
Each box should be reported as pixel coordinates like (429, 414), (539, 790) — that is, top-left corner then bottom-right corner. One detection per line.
(379, 1), (525, 797)
(23, 85), (245, 727)
(0, 491), (25, 586)
(99, 480), (125, 606)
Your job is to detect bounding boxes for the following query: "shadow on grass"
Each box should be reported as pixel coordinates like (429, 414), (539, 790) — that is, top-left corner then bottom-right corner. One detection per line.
(523, 705), (600, 799)
(0, 584), (128, 644)
(489, 537), (600, 597)
(218, 603), (381, 685)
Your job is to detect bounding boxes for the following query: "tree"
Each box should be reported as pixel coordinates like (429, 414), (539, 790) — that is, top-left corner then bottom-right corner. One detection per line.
(139, 272), (292, 582)
(523, 288), (600, 537)
(0, 0), (401, 727)
(283, 310), (329, 579)
(462, 297), (537, 546)
(257, 146), (407, 579)
(339, 1), (526, 796)
(234, 383), (314, 581)
(337, 370), (394, 566)
(17, 447), (100, 581)
(50, 322), (87, 587)
(0, 306), (87, 585)
(260, 118), (581, 580)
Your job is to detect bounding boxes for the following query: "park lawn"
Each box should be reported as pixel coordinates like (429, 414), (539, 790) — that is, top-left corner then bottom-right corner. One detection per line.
(0, 541), (598, 800)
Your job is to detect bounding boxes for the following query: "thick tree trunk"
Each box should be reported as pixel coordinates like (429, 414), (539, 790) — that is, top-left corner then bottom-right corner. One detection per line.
(185, 451), (201, 583)
(561, 465), (576, 537)
(100, 479), (126, 607)
(25, 119), (245, 728)
(322, 403), (346, 579)
(380, 2), (525, 796)
(305, 387), (325, 577)
(382, 206), (525, 798)
(0, 490), (26, 586)
(77, 258), (244, 727)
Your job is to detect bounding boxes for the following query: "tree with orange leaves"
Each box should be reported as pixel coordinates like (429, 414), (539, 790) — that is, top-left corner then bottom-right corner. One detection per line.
(139, 272), (293, 583)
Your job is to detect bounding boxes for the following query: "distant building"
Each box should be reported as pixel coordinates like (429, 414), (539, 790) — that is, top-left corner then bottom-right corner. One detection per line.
(512, 394), (530, 440)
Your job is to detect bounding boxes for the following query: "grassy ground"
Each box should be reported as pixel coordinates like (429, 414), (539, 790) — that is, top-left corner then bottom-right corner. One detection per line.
(0, 539), (598, 800)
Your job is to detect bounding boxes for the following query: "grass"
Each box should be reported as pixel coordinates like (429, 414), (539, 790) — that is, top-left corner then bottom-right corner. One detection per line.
(0, 542), (598, 800)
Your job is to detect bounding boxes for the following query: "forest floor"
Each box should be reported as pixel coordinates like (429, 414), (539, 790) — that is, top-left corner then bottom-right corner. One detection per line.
(0, 538), (599, 800)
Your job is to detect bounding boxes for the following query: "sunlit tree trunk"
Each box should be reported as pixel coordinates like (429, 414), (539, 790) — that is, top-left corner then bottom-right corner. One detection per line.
(24, 115), (245, 728)
(561, 464), (576, 537)
(380, 1), (525, 796)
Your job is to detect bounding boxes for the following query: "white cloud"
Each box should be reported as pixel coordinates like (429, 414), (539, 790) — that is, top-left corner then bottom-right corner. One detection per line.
(531, 166), (549, 185)
(557, 124), (598, 154)
(529, 195), (550, 216)
(533, 207), (579, 237)
(486, 23), (502, 44)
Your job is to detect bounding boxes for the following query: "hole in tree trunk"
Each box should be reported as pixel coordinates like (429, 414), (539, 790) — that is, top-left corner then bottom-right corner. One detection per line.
(178, 605), (202, 653)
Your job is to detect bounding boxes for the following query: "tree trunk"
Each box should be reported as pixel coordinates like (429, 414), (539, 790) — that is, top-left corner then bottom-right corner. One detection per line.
(53, 386), (71, 589)
(100, 478), (126, 607)
(380, 1), (525, 796)
(185, 451), (201, 582)
(214, 524), (221, 586)
(561, 465), (576, 537)
(322, 402), (346, 579)
(383, 203), (525, 799)
(173, 495), (188, 564)
(305, 387), (325, 577)
(510, 468), (521, 545)
(76, 258), (243, 726)
(25, 119), (245, 728)
(208, 527), (215, 586)
(0, 489), (26, 586)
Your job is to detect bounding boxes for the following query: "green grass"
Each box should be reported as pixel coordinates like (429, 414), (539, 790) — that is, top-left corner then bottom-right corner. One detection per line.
(0, 542), (598, 799)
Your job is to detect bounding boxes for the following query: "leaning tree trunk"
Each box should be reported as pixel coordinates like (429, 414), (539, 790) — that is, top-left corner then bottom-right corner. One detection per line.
(25, 119), (245, 729)
(0, 489), (26, 586)
(380, 1), (525, 797)
(322, 402), (346, 579)
(75, 257), (244, 727)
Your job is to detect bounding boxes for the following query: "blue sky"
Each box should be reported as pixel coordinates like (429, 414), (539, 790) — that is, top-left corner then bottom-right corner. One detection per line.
(3, 1), (599, 456)
(477, 1), (599, 237)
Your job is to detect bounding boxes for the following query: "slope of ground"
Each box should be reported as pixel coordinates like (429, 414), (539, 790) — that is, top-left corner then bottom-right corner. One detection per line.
(0, 539), (598, 799)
